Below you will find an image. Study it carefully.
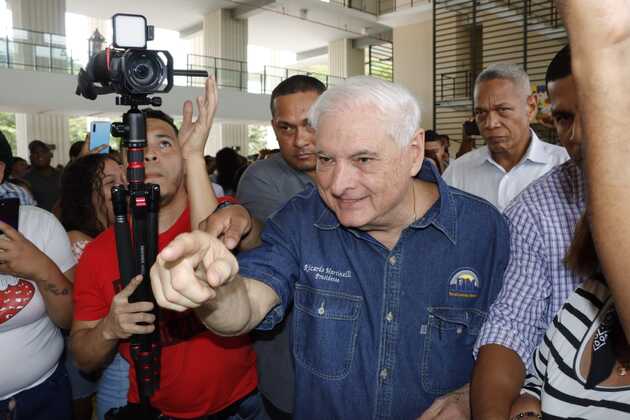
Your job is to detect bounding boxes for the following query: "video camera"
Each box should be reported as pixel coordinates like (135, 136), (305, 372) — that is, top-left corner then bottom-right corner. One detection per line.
(76, 13), (205, 103)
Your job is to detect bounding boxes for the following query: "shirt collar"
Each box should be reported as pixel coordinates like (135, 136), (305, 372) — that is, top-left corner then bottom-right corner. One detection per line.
(314, 160), (457, 244)
(524, 130), (551, 164)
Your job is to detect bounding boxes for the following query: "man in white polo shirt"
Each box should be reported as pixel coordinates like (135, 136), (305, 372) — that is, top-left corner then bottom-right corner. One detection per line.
(443, 63), (568, 211)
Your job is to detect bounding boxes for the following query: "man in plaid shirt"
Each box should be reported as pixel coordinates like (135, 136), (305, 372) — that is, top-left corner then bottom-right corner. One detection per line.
(471, 45), (586, 420)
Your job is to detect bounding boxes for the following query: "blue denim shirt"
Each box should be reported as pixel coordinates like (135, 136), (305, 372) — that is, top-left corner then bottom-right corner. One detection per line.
(238, 162), (509, 419)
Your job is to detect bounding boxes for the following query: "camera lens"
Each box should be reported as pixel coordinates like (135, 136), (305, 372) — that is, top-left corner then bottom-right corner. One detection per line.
(124, 50), (166, 94)
(133, 64), (151, 80)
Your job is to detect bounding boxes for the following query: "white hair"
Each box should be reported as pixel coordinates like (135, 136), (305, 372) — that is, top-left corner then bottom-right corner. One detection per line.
(474, 63), (531, 99)
(308, 76), (421, 148)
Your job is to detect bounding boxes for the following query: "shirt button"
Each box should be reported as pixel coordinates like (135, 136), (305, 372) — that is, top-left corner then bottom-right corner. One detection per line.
(386, 312), (394, 322)
(388, 256), (397, 265)
(380, 368), (388, 381)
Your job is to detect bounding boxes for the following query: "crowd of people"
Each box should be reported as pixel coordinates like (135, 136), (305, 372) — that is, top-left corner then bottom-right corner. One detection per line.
(1, 2), (630, 419)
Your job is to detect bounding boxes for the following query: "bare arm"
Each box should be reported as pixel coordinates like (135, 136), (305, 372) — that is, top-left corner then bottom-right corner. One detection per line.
(471, 344), (525, 420)
(70, 318), (119, 372)
(179, 78), (219, 229)
(70, 276), (155, 372)
(42, 267), (74, 329)
(559, 0), (630, 338)
(0, 220), (74, 329)
(186, 155), (217, 230)
(195, 275), (279, 336)
(151, 230), (279, 335)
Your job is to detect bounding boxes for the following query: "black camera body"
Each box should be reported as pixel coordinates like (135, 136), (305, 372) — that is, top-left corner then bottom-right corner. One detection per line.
(76, 14), (174, 100)
(87, 47), (174, 98)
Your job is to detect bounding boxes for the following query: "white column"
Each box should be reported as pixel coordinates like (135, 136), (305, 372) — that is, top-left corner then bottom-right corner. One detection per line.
(328, 38), (364, 79)
(204, 124), (223, 157)
(185, 31), (204, 57)
(8, 0), (66, 70)
(202, 9), (249, 152)
(9, 0), (70, 165)
(203, 9), (247, 61)
(8, 0), (65, 34)
(393, 20), (433, 130)
(221, 124), (248, 155)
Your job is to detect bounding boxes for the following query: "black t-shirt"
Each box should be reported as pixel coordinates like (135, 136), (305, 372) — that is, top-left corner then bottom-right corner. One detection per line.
(24, 168), (61, 212)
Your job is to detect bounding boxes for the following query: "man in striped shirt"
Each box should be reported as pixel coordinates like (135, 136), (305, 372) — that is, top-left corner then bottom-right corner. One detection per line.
(471, 45), (586, 420)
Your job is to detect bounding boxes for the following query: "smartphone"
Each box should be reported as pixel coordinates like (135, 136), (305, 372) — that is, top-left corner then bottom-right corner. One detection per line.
(90, 121), (111, 154)
(0, 198), (19, 231)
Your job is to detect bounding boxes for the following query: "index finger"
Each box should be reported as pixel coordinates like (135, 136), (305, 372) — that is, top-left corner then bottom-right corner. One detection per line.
(117, 275), (144, 299)
(90, 144), (109, 155)
(159, 231), (208, 263)
(206, 77), (217, 105)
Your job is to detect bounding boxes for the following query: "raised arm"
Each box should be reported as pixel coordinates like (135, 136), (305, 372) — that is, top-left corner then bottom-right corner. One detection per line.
(179, 77), (219, 229)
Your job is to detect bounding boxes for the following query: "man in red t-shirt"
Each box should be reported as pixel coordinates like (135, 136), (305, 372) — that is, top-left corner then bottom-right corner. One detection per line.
(70, 84), (260, 419)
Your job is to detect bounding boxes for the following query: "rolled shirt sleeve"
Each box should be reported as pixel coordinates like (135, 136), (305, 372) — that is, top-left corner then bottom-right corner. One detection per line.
(474, 199), (551, 368)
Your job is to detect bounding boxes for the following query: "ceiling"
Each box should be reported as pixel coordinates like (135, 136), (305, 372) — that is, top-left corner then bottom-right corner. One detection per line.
(65, 0), (392, 53)
(66, 0), (232, 33)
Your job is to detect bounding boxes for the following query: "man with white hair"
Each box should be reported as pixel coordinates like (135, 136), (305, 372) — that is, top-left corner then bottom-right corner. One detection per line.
(443, 63), (569, 211)
(150, 76), (509, 419)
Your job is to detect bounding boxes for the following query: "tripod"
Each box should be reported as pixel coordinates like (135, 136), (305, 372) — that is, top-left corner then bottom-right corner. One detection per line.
(110, 95), (163, 407)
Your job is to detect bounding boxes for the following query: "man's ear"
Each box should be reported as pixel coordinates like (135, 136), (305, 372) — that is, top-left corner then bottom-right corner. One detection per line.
(526, 94), (538, 122)
(271, 118), (280, 137)
(407, 129), (425, 176)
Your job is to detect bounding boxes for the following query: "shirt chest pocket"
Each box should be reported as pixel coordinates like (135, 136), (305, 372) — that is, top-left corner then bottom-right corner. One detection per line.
(420, 307), (487, 396)
(293, 284), (362, 380)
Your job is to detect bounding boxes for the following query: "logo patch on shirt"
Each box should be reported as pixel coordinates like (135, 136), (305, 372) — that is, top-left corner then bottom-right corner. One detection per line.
(448, 269), (480, 298)
(0, 279), (34, 324)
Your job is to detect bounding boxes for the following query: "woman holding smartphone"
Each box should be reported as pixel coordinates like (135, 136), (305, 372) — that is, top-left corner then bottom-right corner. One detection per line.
(59, 152), (128, 420)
